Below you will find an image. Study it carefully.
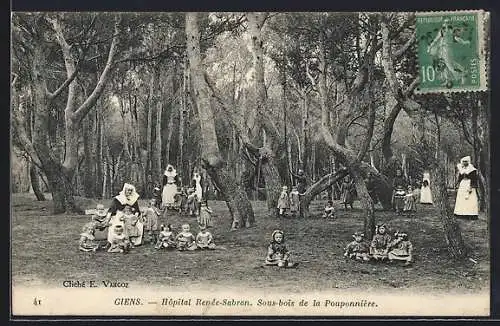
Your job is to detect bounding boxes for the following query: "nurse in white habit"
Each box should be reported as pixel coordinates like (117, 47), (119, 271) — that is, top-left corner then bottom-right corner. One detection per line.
(420, 171), (433, 205)
(453, 156), (479, 220)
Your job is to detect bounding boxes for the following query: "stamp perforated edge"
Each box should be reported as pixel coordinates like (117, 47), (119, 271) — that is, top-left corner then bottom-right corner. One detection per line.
(414, 9), (489, 94)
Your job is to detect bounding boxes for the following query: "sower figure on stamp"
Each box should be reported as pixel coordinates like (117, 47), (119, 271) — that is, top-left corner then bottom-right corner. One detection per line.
(427, 19), (471, 88)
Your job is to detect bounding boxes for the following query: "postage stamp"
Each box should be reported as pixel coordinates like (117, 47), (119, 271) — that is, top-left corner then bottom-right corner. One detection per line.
(415, 10), (488, 93)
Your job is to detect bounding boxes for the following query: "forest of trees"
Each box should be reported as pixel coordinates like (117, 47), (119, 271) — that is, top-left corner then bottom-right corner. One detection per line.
(11, 12), (490, 256)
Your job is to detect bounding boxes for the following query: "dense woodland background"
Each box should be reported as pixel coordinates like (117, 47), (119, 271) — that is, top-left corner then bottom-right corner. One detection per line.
(11, 12), (490, 255)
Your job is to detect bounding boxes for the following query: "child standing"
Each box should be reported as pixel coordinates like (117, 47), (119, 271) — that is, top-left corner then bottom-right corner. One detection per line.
(289, 186), (300, 218)
(79, 222), (100, 252)
(370, 224), (392, 261)
(341, 176), (355, 210)
(186, 188), (199, 217)
(142, 199), (160, 245)
(265, 230), (297, 268)
(198, 200), (213, 228)
(403, 185), (417, 217)
(107, 225), (132, 253)
(322, 200), (335, 219)
(174, 187), (188, 213)
(155, 224), (177, 249)
(388, 231), (414, 266)
(176, 224), (198, 251)
(277, 186), (290, 218)
(196, 225), (217, 249)
(122, 206), (143, 247)
(152, 184), (162, 209)
(344, 231), (370, 261)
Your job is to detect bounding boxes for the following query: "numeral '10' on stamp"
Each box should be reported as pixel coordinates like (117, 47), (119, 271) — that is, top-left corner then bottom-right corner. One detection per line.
(416, 10), (488, 93)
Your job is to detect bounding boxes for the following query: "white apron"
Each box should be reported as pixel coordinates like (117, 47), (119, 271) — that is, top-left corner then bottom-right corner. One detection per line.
(193, 175), (203, 202)
(420, 186), (433, 204)
(453, 178), (479, 216)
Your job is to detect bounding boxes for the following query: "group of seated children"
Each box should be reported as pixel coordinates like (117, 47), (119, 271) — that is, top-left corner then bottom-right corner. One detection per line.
(79, 198), (216, 253)
(276, 186), (301, 218)
(155, 223), (217, 251)
(343, 224), (413, 266)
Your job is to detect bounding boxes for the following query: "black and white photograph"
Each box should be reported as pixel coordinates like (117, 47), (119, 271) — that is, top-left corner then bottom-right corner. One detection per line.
(10, 10), (491, 316)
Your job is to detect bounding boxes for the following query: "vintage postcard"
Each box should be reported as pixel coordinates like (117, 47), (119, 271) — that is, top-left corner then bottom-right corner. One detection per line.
(10, 11), (491, 317)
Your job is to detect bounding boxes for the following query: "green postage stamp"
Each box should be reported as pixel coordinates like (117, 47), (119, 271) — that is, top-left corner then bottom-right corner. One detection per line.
(416, 10), (488, 93)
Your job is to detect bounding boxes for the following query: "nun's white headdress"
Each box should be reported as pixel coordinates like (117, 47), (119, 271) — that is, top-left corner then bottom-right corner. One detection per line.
(115, 183), (140, 206)
(164, 164), (177, 177)
(457, 156), (476, 174)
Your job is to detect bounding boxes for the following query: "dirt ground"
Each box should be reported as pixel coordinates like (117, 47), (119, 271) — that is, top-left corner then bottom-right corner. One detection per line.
(10, 193), (489, 294)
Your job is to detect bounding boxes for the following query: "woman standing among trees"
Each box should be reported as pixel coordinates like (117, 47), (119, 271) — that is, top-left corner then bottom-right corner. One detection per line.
(162, 165), (179, 210)
(454, 156), (479, 220)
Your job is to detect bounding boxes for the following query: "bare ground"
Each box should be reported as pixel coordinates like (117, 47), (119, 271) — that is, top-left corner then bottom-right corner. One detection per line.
(11, 193), (489, 294)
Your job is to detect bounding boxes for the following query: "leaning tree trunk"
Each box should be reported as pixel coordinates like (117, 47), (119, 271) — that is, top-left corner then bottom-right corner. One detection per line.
(186, 12), (255, 229)
(350, 168), (375, 239)
(301, 169), (348, 218)
(430, 154), (469, 259)
(29, 162), (45, 201)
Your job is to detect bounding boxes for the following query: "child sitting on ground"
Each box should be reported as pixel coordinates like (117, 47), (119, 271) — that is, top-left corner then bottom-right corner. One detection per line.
(322, 200), (335, 219)
(265, 230), (297, 268)
(370, 224), (392, 261)
(403, 185), (417, 217)
(277, 186), (290, 218)
(107, 225), (132, 253)
(176, 224), (198, 251)
(142, 199), (160, 245)
(196, 225), (217, 249)
(388, 231), (414, 266)
(344, 231), (370, 261)
(198, 200), (213, 228)
(289, 186), (300, 218)
(155, 224), (177, 249)
(79, 222), (100, 252)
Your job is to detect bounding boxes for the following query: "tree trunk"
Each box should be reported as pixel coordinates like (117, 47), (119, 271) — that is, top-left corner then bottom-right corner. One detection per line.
(247, 12), (282, 212)
(351, 168), (375, 239)
(177, 58), (187, 185)
(381, 100), (401, 163)
(82, 115), (94, 197)
(430, 153), (469, 259)
(29, 162), (45, 201)
(146, 69), (155, 182)
(186, 12), (255, 229)
(95, 101), (103, 199)
(154, 99), (163, 180)
(301, 169), (348, 217)
(165, 103), (175, 168)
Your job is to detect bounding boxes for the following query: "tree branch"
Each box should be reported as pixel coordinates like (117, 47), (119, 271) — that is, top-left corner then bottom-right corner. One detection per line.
(46, 14), (78, 112)
(73, 14), (121, 123)
(394, 30), (416, 59)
